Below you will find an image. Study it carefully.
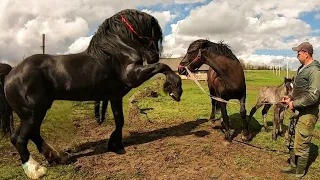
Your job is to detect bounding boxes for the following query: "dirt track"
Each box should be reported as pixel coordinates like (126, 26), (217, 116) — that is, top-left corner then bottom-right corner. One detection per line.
(64, 115), (309, 180)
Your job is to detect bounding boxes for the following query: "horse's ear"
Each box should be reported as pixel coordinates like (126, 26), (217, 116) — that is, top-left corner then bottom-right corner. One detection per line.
(284, 77), (287, 81)
(292, 76), (295, 81)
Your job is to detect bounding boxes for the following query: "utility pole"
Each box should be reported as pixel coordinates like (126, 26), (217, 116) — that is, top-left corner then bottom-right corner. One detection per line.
(41, 34), (45, 54)
(286, 54), (289, 78)
(278, 59), (281, 76)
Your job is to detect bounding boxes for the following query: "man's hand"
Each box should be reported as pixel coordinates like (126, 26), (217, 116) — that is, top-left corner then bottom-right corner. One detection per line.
(281, 96), (294, 110)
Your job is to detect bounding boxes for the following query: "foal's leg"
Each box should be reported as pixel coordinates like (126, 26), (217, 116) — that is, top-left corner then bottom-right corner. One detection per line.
(278, 109), (285, 136)
(248, 101), (263, 121)
(108, 98), (125, 154)
(261, 104), (272, 132)
(272, 105), (280, 140)
(220, 102), (231, 141)
(239, 96), (250, 141)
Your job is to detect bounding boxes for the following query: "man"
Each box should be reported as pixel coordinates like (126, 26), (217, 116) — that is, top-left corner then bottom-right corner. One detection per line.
(281, 42), (320, 178)
(94, 100), (108, 125)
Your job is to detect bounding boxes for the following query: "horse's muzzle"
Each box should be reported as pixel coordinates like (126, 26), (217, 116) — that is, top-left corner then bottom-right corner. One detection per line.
(178, 65), (187, 75)
(169, 92), (181, 102)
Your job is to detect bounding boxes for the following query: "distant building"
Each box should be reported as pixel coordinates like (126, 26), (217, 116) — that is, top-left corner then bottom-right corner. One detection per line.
(159, 58), (210, 81)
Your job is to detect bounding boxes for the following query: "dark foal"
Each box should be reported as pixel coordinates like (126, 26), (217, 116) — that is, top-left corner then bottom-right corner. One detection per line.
(249, 77), (294, 140)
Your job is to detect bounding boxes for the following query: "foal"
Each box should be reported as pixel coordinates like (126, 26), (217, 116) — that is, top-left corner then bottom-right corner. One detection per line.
(249, 77), (294, 140)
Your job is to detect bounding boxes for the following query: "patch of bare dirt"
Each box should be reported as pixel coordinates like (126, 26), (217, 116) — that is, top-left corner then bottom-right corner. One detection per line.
(64, 116), (313, 180)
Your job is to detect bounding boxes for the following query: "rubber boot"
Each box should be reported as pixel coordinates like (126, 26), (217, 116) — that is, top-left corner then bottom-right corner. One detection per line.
(295, 156), (308, 178)
(281, 150), (296, 174)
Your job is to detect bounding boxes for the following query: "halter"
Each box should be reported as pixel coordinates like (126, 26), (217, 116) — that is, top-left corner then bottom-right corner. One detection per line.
(178, 49), (203, 70)
(121, 15), (159, 53)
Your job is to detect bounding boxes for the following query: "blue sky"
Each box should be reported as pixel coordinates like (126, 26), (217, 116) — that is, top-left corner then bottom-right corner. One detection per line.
(137, 1), (210, 36)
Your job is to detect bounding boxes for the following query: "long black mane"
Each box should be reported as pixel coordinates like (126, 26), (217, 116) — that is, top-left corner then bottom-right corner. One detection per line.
(204, 40), (238, 61)
(86, 9), (163, 63)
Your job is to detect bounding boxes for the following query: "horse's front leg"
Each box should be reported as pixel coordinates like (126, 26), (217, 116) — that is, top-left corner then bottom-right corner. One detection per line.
(126, 63), (182, 101)
(108, 98), (125, 154)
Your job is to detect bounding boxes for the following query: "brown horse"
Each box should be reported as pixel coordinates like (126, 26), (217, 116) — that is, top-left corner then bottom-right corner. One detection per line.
(178, 39), (249, 142)
(248, 77), (294, 140)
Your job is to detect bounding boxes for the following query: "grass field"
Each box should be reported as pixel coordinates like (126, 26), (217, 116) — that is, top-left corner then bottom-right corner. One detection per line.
(0, 70), (319, 179)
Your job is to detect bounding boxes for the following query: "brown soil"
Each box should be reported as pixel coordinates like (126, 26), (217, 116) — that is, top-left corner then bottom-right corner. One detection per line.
(64, 115), (310, 180)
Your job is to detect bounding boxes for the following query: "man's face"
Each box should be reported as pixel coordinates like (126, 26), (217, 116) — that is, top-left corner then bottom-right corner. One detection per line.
(297, 50), (308, 64)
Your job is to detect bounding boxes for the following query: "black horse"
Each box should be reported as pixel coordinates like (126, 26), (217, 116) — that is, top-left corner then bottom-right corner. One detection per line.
(0, 9), (182, 179)
(178, 39), (249, 142)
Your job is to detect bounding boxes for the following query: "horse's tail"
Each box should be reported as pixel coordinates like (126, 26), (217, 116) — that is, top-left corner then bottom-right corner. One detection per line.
(0, 63), (13, 136)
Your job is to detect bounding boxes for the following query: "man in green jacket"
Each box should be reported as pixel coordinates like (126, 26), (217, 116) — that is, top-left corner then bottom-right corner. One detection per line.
(281, 42), (319, 178)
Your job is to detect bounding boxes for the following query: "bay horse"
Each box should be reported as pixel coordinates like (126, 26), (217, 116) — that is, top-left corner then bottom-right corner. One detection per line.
(248, 77), (294, 140)
(0, 9), (182, 179)
(178, 39), (249, 142)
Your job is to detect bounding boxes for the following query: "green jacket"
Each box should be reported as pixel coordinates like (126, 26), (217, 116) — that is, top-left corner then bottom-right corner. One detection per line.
(292, 60), (320, 111)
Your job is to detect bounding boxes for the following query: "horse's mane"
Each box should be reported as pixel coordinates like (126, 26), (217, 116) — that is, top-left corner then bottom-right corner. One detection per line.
(85, 9), (162, 63)
(0, 63), (12, 82)
(204, 40), (238, 61)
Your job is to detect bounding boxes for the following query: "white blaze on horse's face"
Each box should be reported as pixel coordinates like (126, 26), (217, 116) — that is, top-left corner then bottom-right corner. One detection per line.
(290, 83), (293, 89)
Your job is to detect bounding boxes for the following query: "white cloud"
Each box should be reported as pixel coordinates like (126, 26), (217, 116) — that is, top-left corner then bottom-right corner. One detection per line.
(315, 13), (320, 20)
(64, 35), (93, 54)
(162, 0), (320, 69)
(141, 9), (177, 30)
(1, 0), (320, 67)
(0, 0), (180, 64)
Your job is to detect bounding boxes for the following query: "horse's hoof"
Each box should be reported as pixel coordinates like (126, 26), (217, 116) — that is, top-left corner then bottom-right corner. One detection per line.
(222, 140), (230, 146)
(225, 134), (232, 142)
(22, 156), (47, 179)
(279, 132), (285, 137)
(241, 134), (251, 142)
(116, 149), (126, 154)
(108, 142), (125, 154)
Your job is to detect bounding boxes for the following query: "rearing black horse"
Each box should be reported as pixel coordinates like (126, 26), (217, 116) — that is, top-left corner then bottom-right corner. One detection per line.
(178, 39), (249, 142)
(0, 9), (182, 179)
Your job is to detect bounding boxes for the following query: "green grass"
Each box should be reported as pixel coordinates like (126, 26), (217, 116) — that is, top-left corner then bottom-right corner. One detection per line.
(0, 70), (319, 179)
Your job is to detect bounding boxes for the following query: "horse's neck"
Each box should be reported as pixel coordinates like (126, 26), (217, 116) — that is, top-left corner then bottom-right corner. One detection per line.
(204, 53), (243, 80)
(276, 83), (287, 95)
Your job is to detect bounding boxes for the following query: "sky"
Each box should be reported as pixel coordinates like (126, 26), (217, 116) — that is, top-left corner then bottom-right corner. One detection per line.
(1, 0), (320, 70)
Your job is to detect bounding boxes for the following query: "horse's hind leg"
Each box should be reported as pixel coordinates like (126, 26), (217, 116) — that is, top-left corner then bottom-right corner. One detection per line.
(30, 106), (67, 165)
(220, 102), (231, 141)
(209, 90), (219, 120)
(248, 102), (263, 121)
(13, 114), (47, 179)
(108, 98), (125, 154)
(262, 104), (272, 132)
(101, 100), (109, 123)
(240, 96), (250, 141)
